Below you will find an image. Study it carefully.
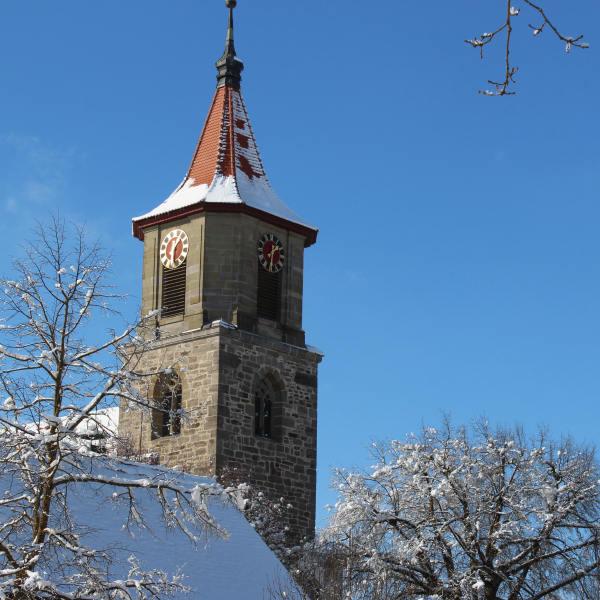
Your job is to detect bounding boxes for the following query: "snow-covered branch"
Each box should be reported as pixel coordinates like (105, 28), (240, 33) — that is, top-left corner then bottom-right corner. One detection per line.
(315, 418), (600, 599)
(0, 215), (228, 600)
(465, 1), (589, 95)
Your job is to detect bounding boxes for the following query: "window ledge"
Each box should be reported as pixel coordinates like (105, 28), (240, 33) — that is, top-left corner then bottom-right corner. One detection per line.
(159, 314), (184, 326)
(254, 434), (277, 443)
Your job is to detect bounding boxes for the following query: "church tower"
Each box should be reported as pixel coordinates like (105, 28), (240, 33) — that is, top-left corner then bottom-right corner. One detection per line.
(119, 1), (322, 541)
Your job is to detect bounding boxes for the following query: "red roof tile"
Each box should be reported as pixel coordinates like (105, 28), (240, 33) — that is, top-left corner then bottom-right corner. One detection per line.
(132, 89), (317, 244)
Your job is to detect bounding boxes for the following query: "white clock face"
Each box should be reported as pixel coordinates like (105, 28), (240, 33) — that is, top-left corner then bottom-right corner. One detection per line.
(160, 229), (189, 269)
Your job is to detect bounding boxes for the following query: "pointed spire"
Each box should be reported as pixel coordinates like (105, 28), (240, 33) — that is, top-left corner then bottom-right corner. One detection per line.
(216, 0), (244, 89)
(132, 81), (317, 242)
(131, 0), (318, 245)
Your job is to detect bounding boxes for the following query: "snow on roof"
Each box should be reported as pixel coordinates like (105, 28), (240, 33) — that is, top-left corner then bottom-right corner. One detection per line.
(8, 459), (293, 599)
(22, 406), (119, 439)
(305, 345), (325, 357)
(76, 406), (119, 437)
(90, 462), (294, 599)
(133, 86), (317, 233)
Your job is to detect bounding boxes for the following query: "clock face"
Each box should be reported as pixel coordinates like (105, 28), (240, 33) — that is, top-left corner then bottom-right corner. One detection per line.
(160, 229), (189, 269)
(257, 233), (285, 273)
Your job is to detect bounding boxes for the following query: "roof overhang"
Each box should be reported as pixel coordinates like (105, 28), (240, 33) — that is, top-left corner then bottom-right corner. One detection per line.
(132, 202), (318, 248)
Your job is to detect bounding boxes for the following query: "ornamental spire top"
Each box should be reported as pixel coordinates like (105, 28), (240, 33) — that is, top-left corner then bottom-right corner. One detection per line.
(216, 0), (244, 89)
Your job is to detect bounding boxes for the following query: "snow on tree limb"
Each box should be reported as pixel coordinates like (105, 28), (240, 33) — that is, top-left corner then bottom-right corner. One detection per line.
(310, 418), (600, 599)
(465, 1), (589, 95)
(0, 214), (228, 600)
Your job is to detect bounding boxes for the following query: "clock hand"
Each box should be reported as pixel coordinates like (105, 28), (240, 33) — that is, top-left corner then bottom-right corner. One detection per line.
(171, 237), (180, 261)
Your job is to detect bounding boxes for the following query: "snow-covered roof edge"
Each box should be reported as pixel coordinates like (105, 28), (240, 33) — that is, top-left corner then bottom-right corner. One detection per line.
(132, 175), (317, 232)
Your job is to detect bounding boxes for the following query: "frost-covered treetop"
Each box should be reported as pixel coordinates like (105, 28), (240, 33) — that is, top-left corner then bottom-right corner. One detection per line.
(322, 418), (600, 600)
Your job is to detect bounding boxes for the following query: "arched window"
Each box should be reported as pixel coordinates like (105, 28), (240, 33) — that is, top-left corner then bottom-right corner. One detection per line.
(254, 378), (274, 439)
(152, 373), (182, 439)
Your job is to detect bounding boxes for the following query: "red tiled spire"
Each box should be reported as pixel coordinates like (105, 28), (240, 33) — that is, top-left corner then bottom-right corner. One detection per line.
(184, 88), (225, 187)
(132, 2), (317, 245)
(185, 85), (267, 188)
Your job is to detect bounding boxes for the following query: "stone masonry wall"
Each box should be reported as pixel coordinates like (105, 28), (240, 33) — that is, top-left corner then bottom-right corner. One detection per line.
(217, 327), (321, 541)
(118, 322), (322, 541)
(118, 328), (221, 475)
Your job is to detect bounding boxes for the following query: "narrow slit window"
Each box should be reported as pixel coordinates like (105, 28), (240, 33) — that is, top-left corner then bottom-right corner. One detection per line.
(255, 378), (274, 439)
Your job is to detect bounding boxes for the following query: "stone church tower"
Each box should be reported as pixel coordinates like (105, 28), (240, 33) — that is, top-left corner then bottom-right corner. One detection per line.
(118, 1), (322, 541)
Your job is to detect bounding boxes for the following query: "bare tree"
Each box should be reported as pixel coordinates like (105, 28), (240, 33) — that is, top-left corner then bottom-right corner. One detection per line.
(264, 540), (349, 600)
(314, 418), (600, 600)
(0, 215), (230, 600)
(465, 1), (589, 96)
(217, 467), (303, 565)
(216, 469), (341, 599)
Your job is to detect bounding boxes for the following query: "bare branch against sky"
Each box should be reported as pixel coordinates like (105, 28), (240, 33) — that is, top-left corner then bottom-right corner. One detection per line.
(465, 0), (589, 95)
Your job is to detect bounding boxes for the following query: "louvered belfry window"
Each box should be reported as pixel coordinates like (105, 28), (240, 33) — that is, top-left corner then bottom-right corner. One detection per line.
(257, 266), (281, 321)
(161, 260), (187, 318)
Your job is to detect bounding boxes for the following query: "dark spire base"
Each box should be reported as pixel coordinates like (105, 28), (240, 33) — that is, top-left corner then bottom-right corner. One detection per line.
(217, 74), (242, 89)
(216, 6), (244, 89)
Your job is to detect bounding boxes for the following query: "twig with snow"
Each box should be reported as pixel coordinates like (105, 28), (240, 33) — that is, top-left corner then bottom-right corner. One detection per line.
(465, 0), (588, 95)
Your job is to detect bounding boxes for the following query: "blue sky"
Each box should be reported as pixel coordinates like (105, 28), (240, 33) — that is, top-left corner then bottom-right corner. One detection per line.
(1, 1), (599, 522)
